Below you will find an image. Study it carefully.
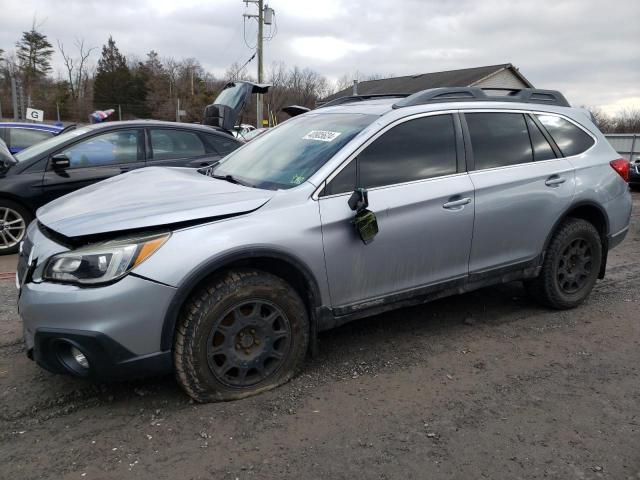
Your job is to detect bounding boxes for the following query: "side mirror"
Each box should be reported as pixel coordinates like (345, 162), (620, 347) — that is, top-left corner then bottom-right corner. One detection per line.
(51, 154), (70, 170)
(348, 188), (378, 244)
(348, 188), (369, 212)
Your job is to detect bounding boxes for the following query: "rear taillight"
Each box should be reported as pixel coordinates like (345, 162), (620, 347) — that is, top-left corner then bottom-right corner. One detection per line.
(610, 158), (630, 182)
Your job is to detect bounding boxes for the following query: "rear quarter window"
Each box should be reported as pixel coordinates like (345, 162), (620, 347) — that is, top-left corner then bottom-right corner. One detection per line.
(536, 115), (595, 157)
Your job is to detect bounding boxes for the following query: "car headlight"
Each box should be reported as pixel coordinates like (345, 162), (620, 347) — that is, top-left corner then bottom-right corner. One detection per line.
(43, 232), (170, 285)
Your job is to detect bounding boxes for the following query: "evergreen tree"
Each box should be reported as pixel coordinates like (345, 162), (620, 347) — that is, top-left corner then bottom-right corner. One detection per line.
(93, 36), (134, 111)
(130, 62), (150, 117)
(15, 24), (54, 98)
(15, 25), (53, 80)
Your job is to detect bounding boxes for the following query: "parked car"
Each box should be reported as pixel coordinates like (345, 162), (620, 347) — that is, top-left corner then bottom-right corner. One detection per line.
(0, 122), (65, 154)
(240, 127), (269, 142)
(232, 124), (256, 139)
(18, 87), (632, 402)
(629, 160), (640, 190)
(0, 120), (241, 254)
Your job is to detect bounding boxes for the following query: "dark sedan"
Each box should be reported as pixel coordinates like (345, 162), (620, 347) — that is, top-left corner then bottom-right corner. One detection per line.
(630, 161), (640, 190)
(0, 120), (241, 254)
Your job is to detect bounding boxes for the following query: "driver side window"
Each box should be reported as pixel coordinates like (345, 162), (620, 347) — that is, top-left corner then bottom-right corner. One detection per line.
(322, 114), (458, 196)
(60, 129), (143, 169)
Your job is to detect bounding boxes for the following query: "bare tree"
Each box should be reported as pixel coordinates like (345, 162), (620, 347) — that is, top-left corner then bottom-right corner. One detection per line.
(57, 38), (96, 99)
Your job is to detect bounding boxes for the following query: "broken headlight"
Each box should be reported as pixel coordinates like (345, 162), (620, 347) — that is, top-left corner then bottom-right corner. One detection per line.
(43, 233), (169, 285)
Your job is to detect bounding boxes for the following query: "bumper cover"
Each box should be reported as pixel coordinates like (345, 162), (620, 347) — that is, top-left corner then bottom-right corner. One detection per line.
(30, 328), (172, 380)
(20, 274), (178, 380)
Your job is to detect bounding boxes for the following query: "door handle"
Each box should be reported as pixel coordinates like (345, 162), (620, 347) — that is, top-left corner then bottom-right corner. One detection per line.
(545, 175), (566, 187)
(443, 197), (471, 209)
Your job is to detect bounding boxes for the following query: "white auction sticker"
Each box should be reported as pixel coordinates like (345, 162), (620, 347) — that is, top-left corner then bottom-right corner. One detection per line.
(302, 130), (341, 142)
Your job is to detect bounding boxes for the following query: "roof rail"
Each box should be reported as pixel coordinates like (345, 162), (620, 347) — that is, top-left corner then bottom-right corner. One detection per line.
(392, 87), (570, 109)
(318, 93), (410, 109)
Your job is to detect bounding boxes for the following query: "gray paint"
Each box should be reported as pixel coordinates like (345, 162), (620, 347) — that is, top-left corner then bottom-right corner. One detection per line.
(36, 167), (273, 237)
(19, 95), (633, 367)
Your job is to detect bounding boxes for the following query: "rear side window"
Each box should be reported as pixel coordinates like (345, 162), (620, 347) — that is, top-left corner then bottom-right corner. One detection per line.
(466, 113), (533, 170)
(358, 114), (457, 189)
(150, 129), (206, 161)
(536, 115), (595, 157)
(10, 128), (53, 149)
(526, 115), (556, 161)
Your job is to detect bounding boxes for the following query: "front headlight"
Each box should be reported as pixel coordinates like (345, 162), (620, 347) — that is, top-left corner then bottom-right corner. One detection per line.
(43, 232), (170, 285)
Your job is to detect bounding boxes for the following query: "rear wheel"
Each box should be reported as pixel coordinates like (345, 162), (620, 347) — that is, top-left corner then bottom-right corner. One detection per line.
(527, 218), (602, 309)
(0, 199), (32, 255)
(174, 269), (309, 402)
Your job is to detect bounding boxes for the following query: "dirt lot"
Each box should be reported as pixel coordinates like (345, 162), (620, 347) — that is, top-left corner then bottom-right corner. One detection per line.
(1, 193), (639, 480)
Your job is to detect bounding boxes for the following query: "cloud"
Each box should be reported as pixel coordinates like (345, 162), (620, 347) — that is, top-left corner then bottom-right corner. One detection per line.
(291, 37), (372, 62)
(0, 0), (638, 113)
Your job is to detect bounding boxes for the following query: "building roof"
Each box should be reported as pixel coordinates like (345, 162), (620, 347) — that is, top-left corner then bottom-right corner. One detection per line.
(322, 63), (533, 103)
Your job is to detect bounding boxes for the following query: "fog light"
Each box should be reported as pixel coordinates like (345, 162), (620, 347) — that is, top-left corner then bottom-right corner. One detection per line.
(70, 346), (89, 369)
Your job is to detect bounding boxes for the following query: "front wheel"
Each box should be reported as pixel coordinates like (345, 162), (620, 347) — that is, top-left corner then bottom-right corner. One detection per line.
(174, 269), (309, 402)
(0, 200), (32, 255)
(526, 218), (602, 309)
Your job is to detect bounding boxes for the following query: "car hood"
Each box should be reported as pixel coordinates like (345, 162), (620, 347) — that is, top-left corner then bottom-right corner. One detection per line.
(37, 167), (274, 238)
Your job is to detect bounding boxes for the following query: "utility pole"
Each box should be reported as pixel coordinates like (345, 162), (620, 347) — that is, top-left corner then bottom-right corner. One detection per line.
(243, 1), (274, 128)
(257, 0), (264, 128)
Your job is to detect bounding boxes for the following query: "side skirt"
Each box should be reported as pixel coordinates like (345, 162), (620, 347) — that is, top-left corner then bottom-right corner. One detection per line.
(318, 258), (542, 332)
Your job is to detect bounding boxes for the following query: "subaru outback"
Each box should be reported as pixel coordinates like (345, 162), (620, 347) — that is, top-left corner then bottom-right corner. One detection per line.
(17, 86), (632, 402)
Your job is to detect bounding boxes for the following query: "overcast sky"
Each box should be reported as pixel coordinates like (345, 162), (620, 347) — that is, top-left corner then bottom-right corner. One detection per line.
(1, 0), (638, 114)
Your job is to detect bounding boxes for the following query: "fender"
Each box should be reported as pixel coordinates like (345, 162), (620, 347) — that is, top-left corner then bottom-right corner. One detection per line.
(540, 199), (610, 278)
(159, 247), (324, 351)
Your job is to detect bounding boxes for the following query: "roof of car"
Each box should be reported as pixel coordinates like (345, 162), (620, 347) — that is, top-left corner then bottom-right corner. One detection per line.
(313, 96), (575, 118)
(0, 122), (64, 132)
(83, 120), (233, 135)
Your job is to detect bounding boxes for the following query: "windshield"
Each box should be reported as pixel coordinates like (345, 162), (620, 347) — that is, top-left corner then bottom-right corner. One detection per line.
(14, 126), (92, 162)
(214, 84), (247, 108)
(213, 113), (376, 190)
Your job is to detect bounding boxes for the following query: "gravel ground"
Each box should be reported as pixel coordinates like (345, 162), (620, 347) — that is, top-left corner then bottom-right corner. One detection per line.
(1, 192), (639, 480)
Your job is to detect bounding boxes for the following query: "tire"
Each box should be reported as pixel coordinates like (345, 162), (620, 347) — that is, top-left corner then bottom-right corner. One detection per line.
(526, 218), (602, 309)
(0, 199), (32, 256)
(174, 269), (309, 402)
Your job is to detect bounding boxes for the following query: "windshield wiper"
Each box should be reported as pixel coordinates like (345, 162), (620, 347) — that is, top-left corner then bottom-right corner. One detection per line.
(210, 173), (253, 188)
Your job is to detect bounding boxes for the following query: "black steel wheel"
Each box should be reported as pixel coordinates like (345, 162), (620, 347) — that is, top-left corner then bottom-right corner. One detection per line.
(556, 238), (592, 294)
(174, 269), (309, 402)
(206, 299), (292, 387)
(526, 218), (602, 309)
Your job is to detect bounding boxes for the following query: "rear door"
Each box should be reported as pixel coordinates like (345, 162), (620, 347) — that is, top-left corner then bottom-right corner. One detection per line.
(319, 113), (475, 309)
(463, 110), (576, 274)
(41, 128), (145, 204)
(146, 128), (224, 168)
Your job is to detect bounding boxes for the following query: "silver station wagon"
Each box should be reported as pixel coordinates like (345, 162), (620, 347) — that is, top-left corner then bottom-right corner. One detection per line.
(17, 86), (632, 402)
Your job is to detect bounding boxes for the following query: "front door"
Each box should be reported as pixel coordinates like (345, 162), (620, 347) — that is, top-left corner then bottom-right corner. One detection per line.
(41, 128), (145, 204)
(319, 113), (475, 309)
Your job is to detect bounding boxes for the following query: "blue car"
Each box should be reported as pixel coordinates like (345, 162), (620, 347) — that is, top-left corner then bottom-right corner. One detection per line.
(0, 122), (65, 154)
